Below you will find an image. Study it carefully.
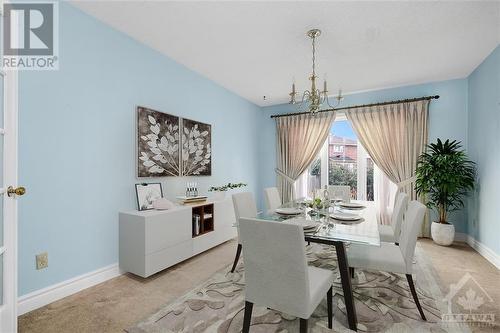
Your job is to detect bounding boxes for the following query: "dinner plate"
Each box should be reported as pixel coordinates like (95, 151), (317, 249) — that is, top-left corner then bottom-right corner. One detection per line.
(275, 207), (302, 215)
(330, 212), (362, 221)
(339, 202), (366, 209)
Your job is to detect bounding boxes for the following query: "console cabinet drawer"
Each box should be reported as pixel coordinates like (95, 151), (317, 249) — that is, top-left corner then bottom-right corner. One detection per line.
(145, 209), (191, 255)
(192, 231), (219, 255)
(145, 240), (192, 277)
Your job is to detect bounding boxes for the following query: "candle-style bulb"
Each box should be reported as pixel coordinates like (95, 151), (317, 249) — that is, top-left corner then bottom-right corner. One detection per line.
(336, 89), (344, 102)
(290, 80), (297, 104)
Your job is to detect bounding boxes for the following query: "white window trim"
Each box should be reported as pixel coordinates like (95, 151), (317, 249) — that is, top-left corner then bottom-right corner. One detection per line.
(357, 143), (369, 201)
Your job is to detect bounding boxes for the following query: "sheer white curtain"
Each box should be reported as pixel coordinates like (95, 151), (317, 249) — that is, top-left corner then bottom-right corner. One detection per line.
(294, 171), (309, 199)
(293, 135), (330, 199)
(374, 166), (398, 225)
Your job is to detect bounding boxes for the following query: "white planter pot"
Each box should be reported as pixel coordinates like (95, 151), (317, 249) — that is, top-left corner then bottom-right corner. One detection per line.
(212, 191), (227, 201)
(431, 221), (455, 246)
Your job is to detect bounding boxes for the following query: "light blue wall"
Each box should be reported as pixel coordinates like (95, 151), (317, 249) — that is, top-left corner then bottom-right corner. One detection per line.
(467, 46), (500, 256)
(259, 79), (469, 230)
(18, 2), (498, 298)
(18, 3), (261, 296)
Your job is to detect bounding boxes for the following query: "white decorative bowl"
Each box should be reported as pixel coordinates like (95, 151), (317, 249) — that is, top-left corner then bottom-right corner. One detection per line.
(153, 198), (175, 210)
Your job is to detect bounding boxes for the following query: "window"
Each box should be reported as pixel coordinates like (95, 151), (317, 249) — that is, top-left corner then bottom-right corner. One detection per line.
(295, 115), (376, 201)
(366, 157), (374, 201)
(308, 156), (321, 196)
(333, 145), (344, 153)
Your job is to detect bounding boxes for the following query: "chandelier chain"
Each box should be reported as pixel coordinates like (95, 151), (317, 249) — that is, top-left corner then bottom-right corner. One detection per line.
(311, 35), (316, 78)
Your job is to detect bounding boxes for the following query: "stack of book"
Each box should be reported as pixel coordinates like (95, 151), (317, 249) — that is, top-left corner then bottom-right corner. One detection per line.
(176, 195), (208, 205)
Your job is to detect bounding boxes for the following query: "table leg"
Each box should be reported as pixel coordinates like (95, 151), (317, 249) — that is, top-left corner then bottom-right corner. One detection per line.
(334, 241), (357, 331)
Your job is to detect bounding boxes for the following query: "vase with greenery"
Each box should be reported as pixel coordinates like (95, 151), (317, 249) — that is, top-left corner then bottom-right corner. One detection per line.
(415, 139), (475, 246)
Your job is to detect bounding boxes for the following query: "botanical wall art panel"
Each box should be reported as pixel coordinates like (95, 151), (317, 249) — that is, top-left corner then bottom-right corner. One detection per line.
(181, 118), (212, 176)
(137, 106), (180, 177)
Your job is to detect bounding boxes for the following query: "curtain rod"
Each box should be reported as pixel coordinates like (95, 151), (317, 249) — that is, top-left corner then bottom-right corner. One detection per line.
(269, 95), (440, 119)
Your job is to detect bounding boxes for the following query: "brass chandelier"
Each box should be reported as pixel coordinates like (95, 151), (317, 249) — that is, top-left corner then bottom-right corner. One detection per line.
(289, 29), (343, 113)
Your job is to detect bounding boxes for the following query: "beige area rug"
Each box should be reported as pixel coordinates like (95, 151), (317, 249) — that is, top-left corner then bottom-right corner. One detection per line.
(126, 244), (470, 333)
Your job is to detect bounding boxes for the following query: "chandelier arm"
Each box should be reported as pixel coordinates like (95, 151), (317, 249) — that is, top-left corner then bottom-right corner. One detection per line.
(324, 97), (332, 109)
(301, 91), (310, 104)
(297, 91), (310, 112)
(324, 94), (335, 109)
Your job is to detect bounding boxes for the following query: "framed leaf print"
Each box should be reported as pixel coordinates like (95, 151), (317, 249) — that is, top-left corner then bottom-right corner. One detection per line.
(181, 118), (212, 176)
(137, 106), (181, 177)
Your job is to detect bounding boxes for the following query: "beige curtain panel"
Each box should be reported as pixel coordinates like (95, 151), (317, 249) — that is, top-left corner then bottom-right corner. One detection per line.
(275, 111), (336, 203)
(345, 100), (430, 236)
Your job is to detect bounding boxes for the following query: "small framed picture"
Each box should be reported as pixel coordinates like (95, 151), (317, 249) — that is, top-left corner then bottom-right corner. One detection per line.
(135, 183), (163, 211)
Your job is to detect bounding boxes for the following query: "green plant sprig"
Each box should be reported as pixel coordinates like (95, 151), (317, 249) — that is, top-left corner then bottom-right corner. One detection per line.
(208, 182), (247, 192)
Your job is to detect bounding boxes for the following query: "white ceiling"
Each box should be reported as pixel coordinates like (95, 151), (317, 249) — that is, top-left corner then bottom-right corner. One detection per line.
(72, 1), (500, 107)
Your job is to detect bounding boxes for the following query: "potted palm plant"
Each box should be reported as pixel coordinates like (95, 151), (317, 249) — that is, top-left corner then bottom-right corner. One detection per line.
(415, 139), (475, 246)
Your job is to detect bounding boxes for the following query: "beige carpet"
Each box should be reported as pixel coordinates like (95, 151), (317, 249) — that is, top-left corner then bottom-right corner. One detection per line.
(126, 244), (469, 333)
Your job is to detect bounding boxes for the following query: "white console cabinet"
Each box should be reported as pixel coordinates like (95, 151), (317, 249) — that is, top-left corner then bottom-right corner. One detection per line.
(119, 198), (236, 277)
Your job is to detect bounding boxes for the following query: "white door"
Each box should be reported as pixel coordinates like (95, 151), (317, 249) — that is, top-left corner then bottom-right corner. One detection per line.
(0, 6), (22, 332)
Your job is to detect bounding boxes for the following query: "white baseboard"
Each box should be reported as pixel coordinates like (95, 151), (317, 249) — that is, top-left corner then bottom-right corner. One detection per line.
(465, 235), (500, 270)
(18, 263), (122, 315)
(454, 232), (468, 242)
(455, 232), (500, 270)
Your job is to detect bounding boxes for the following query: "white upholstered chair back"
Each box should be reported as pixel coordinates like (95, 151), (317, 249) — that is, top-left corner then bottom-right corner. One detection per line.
(239, 218), (311, 317)
(264, 187), (281, 212)
(328, 185), (351, 202)
(231, 192), (258, 241)
(391, 192), (409, 242)
(399, 200), (426, 273)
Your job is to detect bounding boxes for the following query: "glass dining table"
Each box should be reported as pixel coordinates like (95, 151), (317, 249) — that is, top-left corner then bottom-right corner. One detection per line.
(257, 199), (381, 332)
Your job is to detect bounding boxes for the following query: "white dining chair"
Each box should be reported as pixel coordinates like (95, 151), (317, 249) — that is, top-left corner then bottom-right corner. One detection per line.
(264, 187), (281, 212)
(230, 192), (258, 273)
(347, 200), (427, 321)
(378, 192), (409, 244)
(328, 185), (351, 202)
(239, 217), (334, 333)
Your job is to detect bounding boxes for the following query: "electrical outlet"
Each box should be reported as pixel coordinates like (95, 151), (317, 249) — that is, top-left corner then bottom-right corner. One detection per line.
(36, 252), (48, 270)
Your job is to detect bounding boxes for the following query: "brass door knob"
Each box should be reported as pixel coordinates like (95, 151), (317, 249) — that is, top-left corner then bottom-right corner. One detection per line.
(7, 186), (26, 197)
